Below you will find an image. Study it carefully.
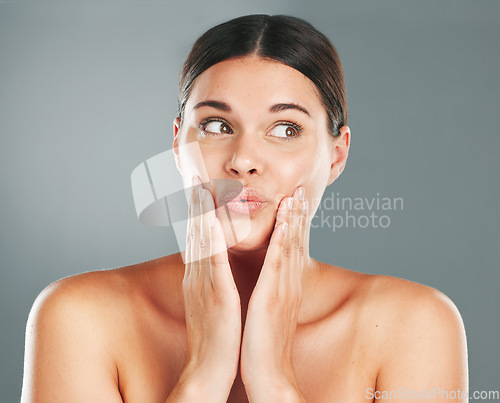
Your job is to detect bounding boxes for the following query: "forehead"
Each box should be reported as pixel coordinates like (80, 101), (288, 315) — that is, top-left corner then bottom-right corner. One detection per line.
(185, 56), (324, 115)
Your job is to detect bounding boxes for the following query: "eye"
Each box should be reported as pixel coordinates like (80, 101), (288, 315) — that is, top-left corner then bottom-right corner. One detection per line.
(268, 123), (303, 140)
(200, 119), (232, 135)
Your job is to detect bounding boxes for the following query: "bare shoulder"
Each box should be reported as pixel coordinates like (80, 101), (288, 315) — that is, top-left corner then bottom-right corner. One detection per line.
(359, 273), (467, 342)
(358, 273), (462, 317)
(27, 252), (182, 322)
(319, 264), (465, 330)
(317, 264), (468, 393)
(326, 267), (467, 344)
(21, 261), (159, 402)
(343, 270), (468, 392)
(27, 265), (139, 331)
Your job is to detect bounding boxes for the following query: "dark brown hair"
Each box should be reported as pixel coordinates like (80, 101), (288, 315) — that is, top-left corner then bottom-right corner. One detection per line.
(178, 14), (347, 137)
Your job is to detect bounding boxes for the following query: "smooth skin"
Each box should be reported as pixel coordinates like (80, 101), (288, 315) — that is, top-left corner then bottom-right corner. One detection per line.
(172, 177), (309, 402)
(21, 56), (468, 402)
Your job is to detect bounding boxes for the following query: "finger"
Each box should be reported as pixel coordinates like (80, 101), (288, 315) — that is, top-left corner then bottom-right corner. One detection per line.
(199, 186), (210, 262)
(199, 186), (215, 287)
(279, 190), (297, 297)
(274, 195), (292, 229)
(290, 187), (305, 277)
(184, 195), (193, 278)
(209, 214), (236, 293)
(257, 201), (288, 293)
(190, 176), (202, 276)
(184, 176), (198, 274)
(292, 198), (308, 298)
(278, 187), (306, 300)
(294, 195), (308, 292)
(289, 188), (301, 243)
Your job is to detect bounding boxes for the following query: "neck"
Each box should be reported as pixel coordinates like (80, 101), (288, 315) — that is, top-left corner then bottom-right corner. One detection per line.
(227, 244), (268, 308)
(164, 223), (322, 326)
(227, 224), (317, 315)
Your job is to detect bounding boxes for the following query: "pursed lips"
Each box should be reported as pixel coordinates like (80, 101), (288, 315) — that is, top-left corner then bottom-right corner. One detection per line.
(221, 186), (267, 204)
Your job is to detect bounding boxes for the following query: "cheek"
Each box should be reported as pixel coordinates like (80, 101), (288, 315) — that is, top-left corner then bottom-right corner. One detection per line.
(272, 155), (326, 207)
(303, 152), (332, 216)
(177, 142), (211, 184)
(199, 152), (221, 176)
(270, 158), (302, 200)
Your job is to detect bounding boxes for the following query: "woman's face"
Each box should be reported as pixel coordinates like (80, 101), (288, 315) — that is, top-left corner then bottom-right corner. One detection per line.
(174, 56), (349, 250)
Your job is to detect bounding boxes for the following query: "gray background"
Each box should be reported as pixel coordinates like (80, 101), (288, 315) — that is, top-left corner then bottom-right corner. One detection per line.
(1, 0), (499, 400)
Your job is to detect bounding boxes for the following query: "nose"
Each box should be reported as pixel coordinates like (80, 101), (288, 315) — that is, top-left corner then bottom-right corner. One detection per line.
(225, 131), (264, 178)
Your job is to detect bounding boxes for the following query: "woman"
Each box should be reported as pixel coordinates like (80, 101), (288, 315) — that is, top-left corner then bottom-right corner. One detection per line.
(22, 15), (468, 402)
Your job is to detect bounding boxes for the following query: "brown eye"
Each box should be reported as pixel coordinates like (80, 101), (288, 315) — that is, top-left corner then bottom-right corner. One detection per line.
(202, 121), (232, 135)
(268, 124), (301, 139)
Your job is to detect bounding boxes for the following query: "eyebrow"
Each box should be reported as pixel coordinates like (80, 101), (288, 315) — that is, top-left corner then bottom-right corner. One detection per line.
(269, 103), (311, 117)
(193, 100), (231, 112)
(193, 100), (311, 117)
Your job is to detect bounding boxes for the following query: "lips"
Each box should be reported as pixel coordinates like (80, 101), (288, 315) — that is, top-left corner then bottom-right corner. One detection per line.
(221, 186), (266, 203)
(221, 186), (267, 214)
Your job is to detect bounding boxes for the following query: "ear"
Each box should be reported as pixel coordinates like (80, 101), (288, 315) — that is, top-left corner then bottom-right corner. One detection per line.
(327, 125), (351, 186)
(173, 117), (182, 173)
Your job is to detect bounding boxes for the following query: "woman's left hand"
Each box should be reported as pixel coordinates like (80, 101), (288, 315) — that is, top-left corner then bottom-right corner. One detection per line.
(240, 186), (309, 402)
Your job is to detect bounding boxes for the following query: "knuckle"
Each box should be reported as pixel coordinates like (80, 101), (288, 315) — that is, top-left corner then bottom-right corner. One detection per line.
(290, 237), (305, 258)
(189, 225), (198, 239)
(199, 235), (207, 249)
(272, 260), (282, 272)
(190, 187), (199, 204)
(282, 244), (292, 258)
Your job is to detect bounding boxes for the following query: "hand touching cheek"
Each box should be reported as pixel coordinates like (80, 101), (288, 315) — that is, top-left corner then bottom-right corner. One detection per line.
(240, 186), (309, 402)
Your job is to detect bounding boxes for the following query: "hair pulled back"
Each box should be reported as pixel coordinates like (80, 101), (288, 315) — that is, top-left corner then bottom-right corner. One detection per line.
(178, 14), (347, 137)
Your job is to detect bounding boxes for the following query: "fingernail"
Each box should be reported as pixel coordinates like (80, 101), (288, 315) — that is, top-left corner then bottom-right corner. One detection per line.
(287, 197), (294, 210)
(297, 187), (305, 200)
(209, 215), (215, 228)
(199, 188), (205, 202)
(281, 222), (288, 234)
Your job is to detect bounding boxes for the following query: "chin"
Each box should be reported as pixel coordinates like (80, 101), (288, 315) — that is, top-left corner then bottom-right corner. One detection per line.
(215, 206), (275, 249)
(220, 217), (273, 252)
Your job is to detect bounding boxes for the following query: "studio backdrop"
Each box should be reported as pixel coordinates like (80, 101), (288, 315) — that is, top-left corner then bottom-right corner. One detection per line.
(0, 0), (499, 401)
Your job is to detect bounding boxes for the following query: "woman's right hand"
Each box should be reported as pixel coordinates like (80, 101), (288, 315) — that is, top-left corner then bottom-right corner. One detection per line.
(172, 176), (241, 402)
